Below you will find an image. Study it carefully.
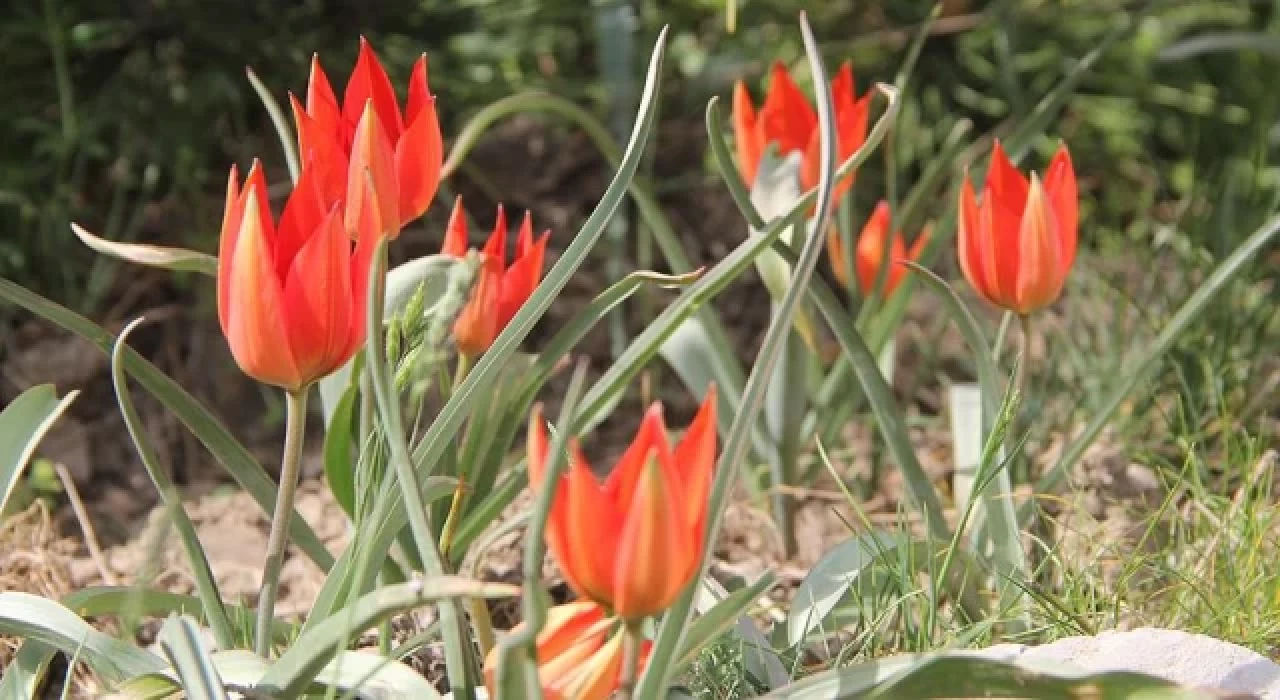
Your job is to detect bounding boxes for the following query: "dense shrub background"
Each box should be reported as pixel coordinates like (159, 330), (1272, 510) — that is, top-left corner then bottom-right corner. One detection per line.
(2, 0), (1277, 314)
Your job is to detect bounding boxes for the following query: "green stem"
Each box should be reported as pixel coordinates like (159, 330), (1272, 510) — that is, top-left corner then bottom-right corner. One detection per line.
(255, 387), (310, 656)
(618, 623), (644, 699)
(1013, 314), (1032, 484)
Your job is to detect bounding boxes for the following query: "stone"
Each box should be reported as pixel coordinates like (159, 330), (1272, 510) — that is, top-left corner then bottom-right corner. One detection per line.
(981, 628), (1280, 699)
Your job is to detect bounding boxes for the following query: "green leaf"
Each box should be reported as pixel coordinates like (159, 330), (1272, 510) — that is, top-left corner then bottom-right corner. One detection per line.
(322, 384), (360, 518)
(787, 530), (908, 647)
(764, 651), (1218, 699)
(0, 384), (77, 514)
(0, 279), (334, 571)
(112, 319), (236, 650)
(60, 587), (289, 643)
(156, 616), (228, 700)
(0, 592), (165, 682)
(256, 578), (517, 697)
(71, 223), (217, 276)
(679, 574), (777, 673)
(311, 650), (445, 699)
(0, 640), (58, 700)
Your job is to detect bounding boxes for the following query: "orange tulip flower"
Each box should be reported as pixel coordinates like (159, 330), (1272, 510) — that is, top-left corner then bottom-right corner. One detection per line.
(826, 201), (930, 298)
(216, 160), (378, 391)
(733, 61), (873, 203)
(442, 197), (550, 356)
(482, 602), (648, 700)
(291, 37), (443, 238)
(528, 388), (717, 621)
(958, 141), (1078, 315)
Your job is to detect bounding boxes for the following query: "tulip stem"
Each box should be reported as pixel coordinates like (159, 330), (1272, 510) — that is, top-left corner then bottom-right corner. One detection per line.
(1012, 314), (1032, 484)
(255, 387), (310, 657)
(618, 622), (644, 699)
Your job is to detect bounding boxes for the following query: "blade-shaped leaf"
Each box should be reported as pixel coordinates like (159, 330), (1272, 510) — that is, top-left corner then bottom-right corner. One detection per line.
(322, 384), (360, 518)
(765, 651), (1218, 699)
(0, 384), (77, 514)
(71, 223), (217, 276)
(156, 615), (228, 700)
(681, 574), (781, 679)
(257, 578), (517, 697)
(0, 639), (58, 700)
(0, 592), (165, 681)
(787, 530), (909, 647)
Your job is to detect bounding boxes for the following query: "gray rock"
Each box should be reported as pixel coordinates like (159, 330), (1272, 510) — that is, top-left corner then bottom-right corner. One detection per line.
(981, 628), (1280, 699)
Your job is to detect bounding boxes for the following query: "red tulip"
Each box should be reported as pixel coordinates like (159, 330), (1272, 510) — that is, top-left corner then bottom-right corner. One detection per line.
(291, 37), (443, 238)
(482, 602), (647, 700)
(826, 201), (930, 298)
(958, 141), (1078, 315)
(528, 389), (717, 621)
(216, 160), (378, 391)
(733, 61), (873, 203)
(442, 197), (549, 356)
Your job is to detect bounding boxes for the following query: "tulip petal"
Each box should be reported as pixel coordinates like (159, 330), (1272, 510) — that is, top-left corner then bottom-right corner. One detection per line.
(1014, 175), (1063, 313)
(603, 404), (670, 507)
(291, 95), (350, 208)
(515, 212), (535, 260)
(498, 230), (548, 330)
(985, 141), (1029, 305)
(732, 81), (763, 186)
(453, 251), (502, 356)
(441, 195), (469, 257)
(217, 165), (243, 333)
(563, 451), (617, 605)
(343, 38), (404, 139)
(825, 220), (850, 289)
(274, 161), (329, 278)
(760, 61), (817, 158)
(1043, 143), (1078, 277)
(346, 102), (400, 238)
(957, 174), (994, 304)
(339, 176), (379, 362)
(225, 193), (302, 389)
(283, 206), (353, 381)
(561, 630), (626, 700)
(612, 452), (686, 619)
(673, 386), (717, 533)
(484, 205), (509, 272)
(854, 201), (893, 297)
(304, 55), (346, 146)
(395, 59), (442, 228)
(527, 406), (587, 605)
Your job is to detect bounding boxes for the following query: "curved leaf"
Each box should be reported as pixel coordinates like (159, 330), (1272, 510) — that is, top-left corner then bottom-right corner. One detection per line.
(156, 615), (228, 700)
(0, 592), (165, 681)
(257, 578), (517, 697)
(71, 223), (217, 276)
(0, 384), (77, 514)
(765, 651), (1217, 699)
(787, 530), (909, 647)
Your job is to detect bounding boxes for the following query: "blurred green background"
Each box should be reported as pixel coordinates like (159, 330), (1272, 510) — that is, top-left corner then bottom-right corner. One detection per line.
(2, 0), (1277, 318)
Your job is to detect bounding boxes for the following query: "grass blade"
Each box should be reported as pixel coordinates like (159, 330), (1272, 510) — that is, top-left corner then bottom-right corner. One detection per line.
(245, 66), (300, 182)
